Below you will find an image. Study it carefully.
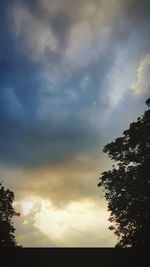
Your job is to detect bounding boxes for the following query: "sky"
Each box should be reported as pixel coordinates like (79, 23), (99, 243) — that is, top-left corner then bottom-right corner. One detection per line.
(0, 0), (150, 247)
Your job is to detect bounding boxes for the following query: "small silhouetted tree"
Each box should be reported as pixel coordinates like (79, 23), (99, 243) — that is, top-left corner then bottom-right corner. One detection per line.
(98, 98), (150, 247)
(0, 182), (20, 247)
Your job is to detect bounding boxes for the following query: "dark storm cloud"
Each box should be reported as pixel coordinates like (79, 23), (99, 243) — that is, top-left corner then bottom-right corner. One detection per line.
(0, 0), (150, 167)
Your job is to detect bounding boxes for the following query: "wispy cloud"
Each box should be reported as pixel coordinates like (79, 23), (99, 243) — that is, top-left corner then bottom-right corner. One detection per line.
(131, 54), (150, 95)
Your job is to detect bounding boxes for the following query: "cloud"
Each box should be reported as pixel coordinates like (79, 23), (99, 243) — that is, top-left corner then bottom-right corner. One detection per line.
(1, 152), (116, 247)
(100, 45), (138, 120)
(63, 15), (111, 70)
(0, 0), (149, 170)
(106, 56), (134, 106)
(13, 199), (56, 247)
(11, 4), (59, 62)
(0, 153), (103, 206)
(9, 0), (130, 69)
(34, 199), (116, 247)
(131, 54), (150, 95)
(14, 196), (116, 247)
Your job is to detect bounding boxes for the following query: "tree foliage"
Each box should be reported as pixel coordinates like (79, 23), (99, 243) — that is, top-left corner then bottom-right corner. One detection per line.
(98, 98), (150, 247)
(0, 182), (20, 247)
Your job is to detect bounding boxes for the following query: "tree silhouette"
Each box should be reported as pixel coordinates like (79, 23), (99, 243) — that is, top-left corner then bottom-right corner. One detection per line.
(98, 98), (150, 247)
(0, 182), (20, 247)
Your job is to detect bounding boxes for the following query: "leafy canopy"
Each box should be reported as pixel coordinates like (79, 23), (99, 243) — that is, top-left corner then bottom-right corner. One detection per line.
(0, 182), (20, 247)
(98, 98), (150, 247)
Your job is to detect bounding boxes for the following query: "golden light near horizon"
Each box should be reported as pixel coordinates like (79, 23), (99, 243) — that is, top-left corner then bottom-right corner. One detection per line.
(15, 196), (115, 247)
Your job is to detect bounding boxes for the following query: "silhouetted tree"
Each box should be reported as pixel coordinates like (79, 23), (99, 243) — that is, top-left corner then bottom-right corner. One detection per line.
(98, 98), (150, 247)
(0, 182), (20, 247)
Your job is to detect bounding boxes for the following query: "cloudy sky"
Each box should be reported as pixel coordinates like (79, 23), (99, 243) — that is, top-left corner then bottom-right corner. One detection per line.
(0, 0), (150, 247)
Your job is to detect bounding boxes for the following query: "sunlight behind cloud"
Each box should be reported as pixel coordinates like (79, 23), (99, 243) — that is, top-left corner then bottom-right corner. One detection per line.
(20, 200), (34, 216)
(15, 196), (116, 247)
(33, 198), (114, 246)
